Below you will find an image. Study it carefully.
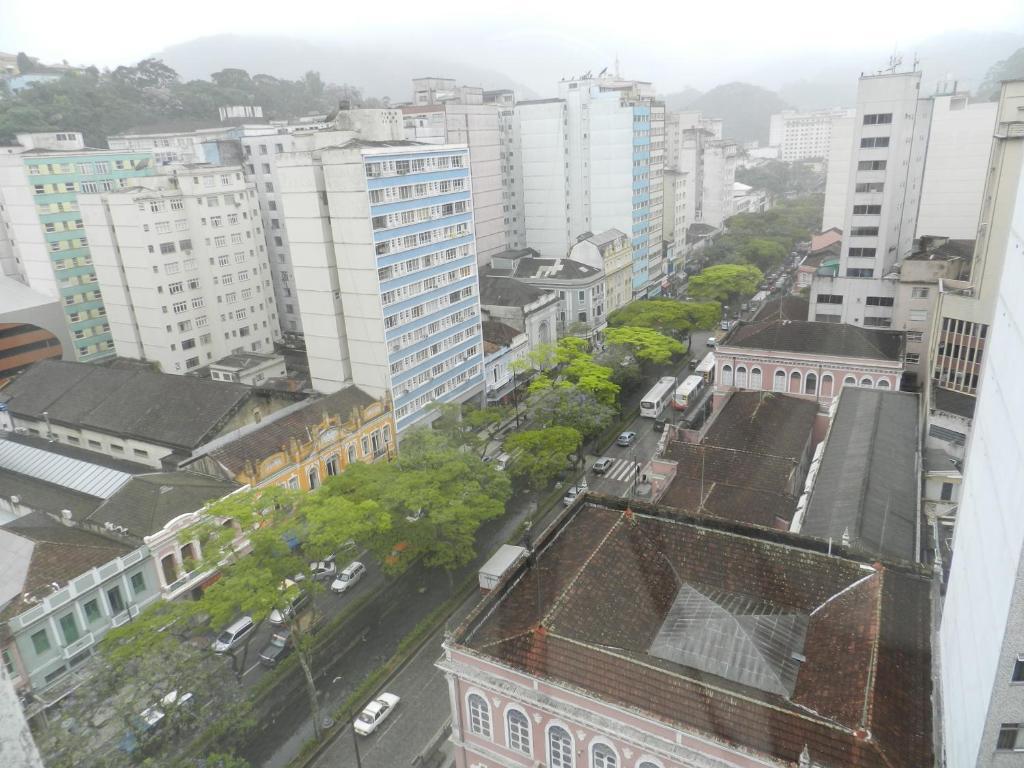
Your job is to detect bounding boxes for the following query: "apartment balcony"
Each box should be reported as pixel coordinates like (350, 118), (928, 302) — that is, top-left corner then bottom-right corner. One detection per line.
(62, 632), (95, 660)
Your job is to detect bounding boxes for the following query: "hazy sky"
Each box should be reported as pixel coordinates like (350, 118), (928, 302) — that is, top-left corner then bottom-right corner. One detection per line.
(2, 0), (1023, 94)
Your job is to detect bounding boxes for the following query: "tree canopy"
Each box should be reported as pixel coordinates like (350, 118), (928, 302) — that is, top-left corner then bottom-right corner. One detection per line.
(0, 58), (373, 147)
(607, 299), (721, 338)
(735, 160), (822, 198)
(687, 264), (763, 305)
(603, 326), (686, 365)
(526, 380), (616, 440)
(504, 426), (581, 490)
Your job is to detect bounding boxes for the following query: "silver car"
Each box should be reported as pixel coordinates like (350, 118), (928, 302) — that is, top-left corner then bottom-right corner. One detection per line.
(331, 561), (366, 594)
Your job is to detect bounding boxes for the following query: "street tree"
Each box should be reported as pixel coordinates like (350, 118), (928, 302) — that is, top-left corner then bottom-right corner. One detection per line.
(561, 355), (620, 406)
(603, 326), (685, 365)
(738, 238), (787, 273)
(595, 344), (644, 391)
(607, 299), (721, 339)
(687, 264), (763, 305)
(526, 380), (616, 440)
(504, 426), (581, 490)
(321, 429), (511, 582)
(428, 401), (508, 457)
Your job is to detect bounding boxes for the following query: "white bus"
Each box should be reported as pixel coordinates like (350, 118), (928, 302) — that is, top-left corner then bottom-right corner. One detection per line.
(694, 352), (716, 384)
(640, 376), (677, 418)
(672, 375), (706, 411)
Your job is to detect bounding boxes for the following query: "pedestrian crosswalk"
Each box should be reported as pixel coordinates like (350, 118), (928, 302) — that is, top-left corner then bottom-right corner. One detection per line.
(597, 458), (641, 483)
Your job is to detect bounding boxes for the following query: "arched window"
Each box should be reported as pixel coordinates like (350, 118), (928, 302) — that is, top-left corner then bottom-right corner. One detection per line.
(877, 379), (891, 389)
(538, 320), (551, 346)
(467, 694), (491, 738)
(735, 366), (748, 388)
(750, 367), (763, 389)
(307, 467), (319, 490)
(506, 708), (531, 754)
(548, 726), (574, 768)
(592, 742), (618, 768)
(721, 364), (733, 386)
(774, 369), (787, 392)
(844, 375), (856, 387)
(789, 370), (802, 393)
(860, 376), (873, 387)
(821, 374), (834, 398)
(347, 444), (356, 464)
(805, 372), (817, 394)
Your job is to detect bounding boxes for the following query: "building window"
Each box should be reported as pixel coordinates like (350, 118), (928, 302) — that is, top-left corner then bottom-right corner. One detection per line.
(592, 743), (618, 768)
(909, 309), (928, 322)
(863, 316), (893, 327)
(860, 377), (874, 387)
(749, 367), (762, 389)
(507, 709), (531, 754)
(789, 370), (802, 394)
(848, 248), (876, 258)
(130, 571), (146, 595)
(847, 268), (874, 278)
(2, 648), (14, 676)
(856, 160), (887, 172)
(866, 296), (894, 307)
(805, 372), (817, 394)
(347, 445), (357, 464)
(912, 287), (930, 299)
(84, 599), (101, 623)
(941, 482), (955, 502)
(59, 612), (80, 644)
(325, 455), (340, 477)
(467, 694), (491, 738)
(774, 369), (787, 392)
(850, 227), (879, 237)
(308, 467), (319, 490)
(906, 352), (920, 364)
(863, 113), (893, 125)
(997, 724), (1024, 750)
(107, 585), (125, 615)
(860, 136), (890, 148)
(852, 204), (882, 215)
(721, 364), (733, 386)
(816, 294), (843, 304)
(548, 726), (574, 768)
(31, 629), (51, 655)
(735, 366), (747, 388)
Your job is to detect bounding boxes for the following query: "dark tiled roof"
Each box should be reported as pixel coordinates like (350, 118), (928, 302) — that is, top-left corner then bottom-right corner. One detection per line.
(724, 319), (903, 361)
(459, 504), (932, 768)
(752, 295), (810, 323)
(206, 387), (377, 477)
(802, 242), (841, 266)
(85, 472), (239, 539)
(478, 273), (552, 308)
(932, 387), (976, 419)
(802, 388), (920, 562)
(0, 359), (253, 449)
(481, 321), (522, 348)
(703, 391), (817, 458)
(0, 468), (103, 520)
(1, 510), (129, 618)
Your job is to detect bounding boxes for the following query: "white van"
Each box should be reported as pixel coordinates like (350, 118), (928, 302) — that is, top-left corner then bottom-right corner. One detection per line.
(211, 616), (255, 653)
(495, 453), (512, 471)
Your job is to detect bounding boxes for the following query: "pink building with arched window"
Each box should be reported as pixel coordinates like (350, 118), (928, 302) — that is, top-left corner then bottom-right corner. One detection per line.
(714, 318), (904, 409)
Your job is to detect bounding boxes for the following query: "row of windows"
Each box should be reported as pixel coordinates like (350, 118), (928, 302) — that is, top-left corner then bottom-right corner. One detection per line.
(847, 268), (874, 278)
(394, 345), (479, 395)
(390, 328), (475, 376)
(855, 182), (885, 194)
(464, 693), (660, 768)
(56, 256), (95, 275)
(364, 154), (465, 178)
(859, 136), (890, 148)
(367, 176), (466, 204)
(384, 286), (475, 329)
(393, 364), (480, 421)
(390, 306), (479, 354)
(857, 160), (887, 172)
(863, 113), (893, 125)
(374, 222), (471, 257)
(850, 226), (879, 237)
(721, 365), (892, 394)
(371, 200), (468, 231)
(377, 245), (472, 282)
(380, 266), (473, 307)
(852, 204), (882, 215)
(848, 247), (876, 258)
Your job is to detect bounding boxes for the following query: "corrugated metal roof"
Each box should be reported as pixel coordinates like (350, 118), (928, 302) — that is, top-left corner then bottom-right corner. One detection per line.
(0, 439), (132, 499)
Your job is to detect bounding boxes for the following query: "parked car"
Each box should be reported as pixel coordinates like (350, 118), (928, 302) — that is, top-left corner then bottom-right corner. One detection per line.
(592, 457), (614, 474)
(563, 486), (582, 506)
(331, 561), (366, 594)
(354, 693), (401, 736)
(494, 452), (512, 471)
(211, 616), (255, 653)
(259, 628), (293, 667)
(706, 336), (717, 347)
(269, 581), (310, 626)
(617, 431), (637, 447)
(309, 560), (336, 581)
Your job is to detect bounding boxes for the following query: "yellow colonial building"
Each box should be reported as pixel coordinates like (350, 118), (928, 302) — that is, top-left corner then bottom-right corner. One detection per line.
(184, 386), (395, 489)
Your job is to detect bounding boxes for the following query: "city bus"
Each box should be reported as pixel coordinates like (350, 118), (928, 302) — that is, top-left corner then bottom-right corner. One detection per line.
(694, 352), (716, 385)
(672, 375), (706, 411)
(640, 376), (677, 418)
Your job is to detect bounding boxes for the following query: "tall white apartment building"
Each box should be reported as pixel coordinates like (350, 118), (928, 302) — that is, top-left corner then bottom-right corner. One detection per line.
(402, 81), (505, 263)
(79, 166), (278, 374)
(939, 82), (1024, 764)
(277, 140), (485, 432)
(665, 111), (738, 229)
(768, 108), (855, 161)
(484, 89), (525, 251)
(821, 114), (856, 230)
(916, 90), (999, 240)
(809, 71), (933, 326)
(514, 75), (665, 298)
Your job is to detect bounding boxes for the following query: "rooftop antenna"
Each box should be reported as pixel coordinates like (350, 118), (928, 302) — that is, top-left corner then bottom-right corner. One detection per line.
(886, 50), (903, 74)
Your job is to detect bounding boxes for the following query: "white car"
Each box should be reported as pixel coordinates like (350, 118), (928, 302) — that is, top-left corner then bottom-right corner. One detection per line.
(331, 561), (366, 594)
(354, 692), (400, 736)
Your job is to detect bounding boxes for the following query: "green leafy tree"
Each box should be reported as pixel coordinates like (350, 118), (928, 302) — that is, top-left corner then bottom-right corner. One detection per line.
(607, 299), (721, 338)
(738, 238), (788, 273)
(428, 402), (508, 458)
(504, 426), (581, 490)
(603, 326), (685, 365)
(687, 264), (763, 305)
(526, 380), (616, 440)
(321, 429), (510, 580)
(595, 344), (644, 391)
(562, 355), (620, 405)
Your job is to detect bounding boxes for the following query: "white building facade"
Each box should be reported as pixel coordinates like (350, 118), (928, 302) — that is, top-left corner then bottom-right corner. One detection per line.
(80, 166), (279, 373)
(768, 108), (855, 161)
(277, 140), (485, 432)
(809, 71), (933, 326)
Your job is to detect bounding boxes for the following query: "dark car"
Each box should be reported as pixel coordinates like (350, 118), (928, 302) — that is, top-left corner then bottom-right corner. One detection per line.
(653, 417), (667, 433)
(259, 628), (293, 667)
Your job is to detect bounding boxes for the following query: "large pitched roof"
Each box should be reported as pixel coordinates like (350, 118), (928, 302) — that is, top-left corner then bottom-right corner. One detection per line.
(478, 273), (553, 308)
(456, 503), (933, 768)
(801, 388), (920, 562)
(84, 472), (239, 539)
(723, 319), (903, 361)
(0, 359), (253, 449)
(204, 387), (377, 477)
(0, 511), (129, 618)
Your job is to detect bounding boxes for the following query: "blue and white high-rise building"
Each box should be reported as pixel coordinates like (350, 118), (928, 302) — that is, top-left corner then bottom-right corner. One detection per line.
(278, 139), (485, 433)
(515, 74), (665, 298)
